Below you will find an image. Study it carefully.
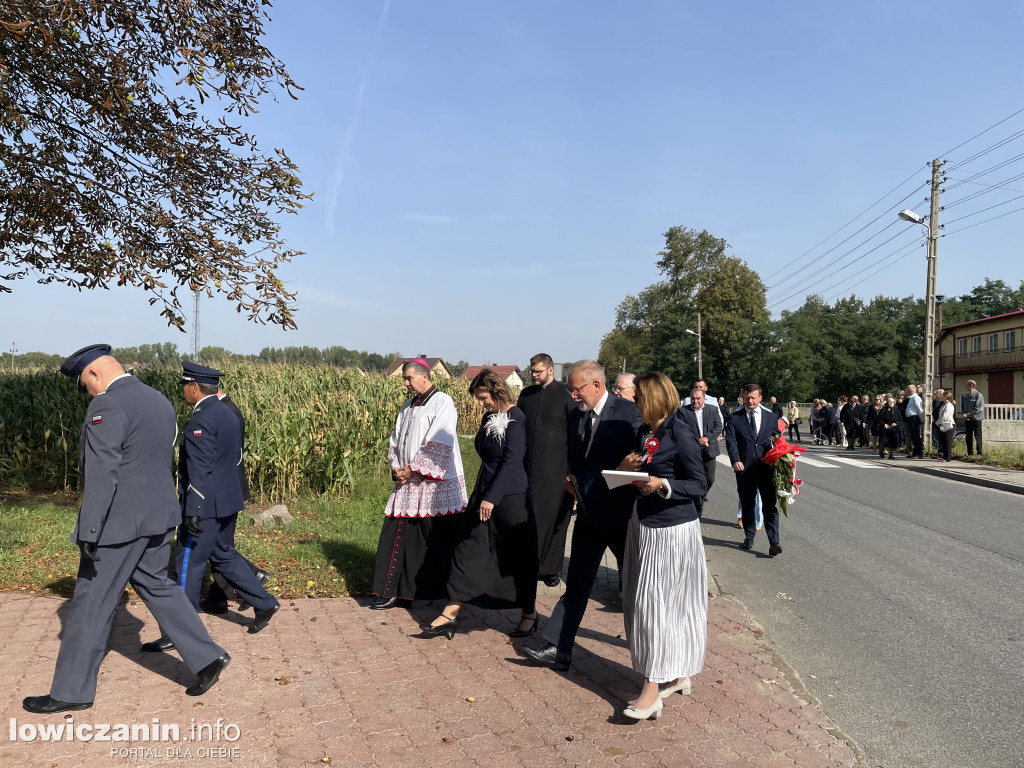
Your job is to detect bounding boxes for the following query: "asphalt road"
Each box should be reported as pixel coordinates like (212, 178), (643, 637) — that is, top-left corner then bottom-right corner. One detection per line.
(702, 445), (1023, 768)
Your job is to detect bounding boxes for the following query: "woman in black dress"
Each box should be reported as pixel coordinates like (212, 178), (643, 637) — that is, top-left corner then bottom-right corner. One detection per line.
(876, 396), (900, 459)
(419, 368), (538, 639)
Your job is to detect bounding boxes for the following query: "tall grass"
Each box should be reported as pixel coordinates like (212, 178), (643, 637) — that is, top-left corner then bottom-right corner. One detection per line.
(0, 365), (484, 500)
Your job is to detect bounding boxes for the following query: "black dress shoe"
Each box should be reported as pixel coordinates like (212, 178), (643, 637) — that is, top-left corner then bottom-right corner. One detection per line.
(201, 600), (229, 615)
(369, 597), (412, 610)
(768, 543), (782, 557)
(523, 643), (571, 671)
(739, 538), (753, 551)
(237, 570), (269, 612)
(140, 635), (175, 652)
(23, 695), (92, 714)
(542, 575), (561, 588)
(248, 602), (280, 634)
(185, 653), (230, 696)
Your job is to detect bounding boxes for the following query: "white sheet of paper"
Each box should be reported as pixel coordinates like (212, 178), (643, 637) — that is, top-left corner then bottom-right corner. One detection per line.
(601, 470), (650, 489)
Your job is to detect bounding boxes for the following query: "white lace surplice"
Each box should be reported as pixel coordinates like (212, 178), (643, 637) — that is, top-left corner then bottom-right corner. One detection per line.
(385, 391), (468, 517)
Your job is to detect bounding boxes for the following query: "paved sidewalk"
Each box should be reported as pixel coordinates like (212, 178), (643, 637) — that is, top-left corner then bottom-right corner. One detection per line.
(2, 578), (863, 768)
(892, 454), (1024, 494)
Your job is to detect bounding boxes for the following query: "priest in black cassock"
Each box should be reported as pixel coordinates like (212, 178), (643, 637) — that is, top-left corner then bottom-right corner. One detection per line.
(517, 353), (576, 588)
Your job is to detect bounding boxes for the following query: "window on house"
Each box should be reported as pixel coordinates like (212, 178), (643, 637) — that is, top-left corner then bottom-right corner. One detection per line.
(958, 338), (968, 357)
(988, 333), (999, 354)
(972, 336), (982, 355)
(1006, 330), (1017, 351)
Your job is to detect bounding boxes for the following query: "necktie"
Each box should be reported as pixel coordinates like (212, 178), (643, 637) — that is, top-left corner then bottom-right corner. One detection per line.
(748, 409), (757, 433)
(583, 411), (595, 453)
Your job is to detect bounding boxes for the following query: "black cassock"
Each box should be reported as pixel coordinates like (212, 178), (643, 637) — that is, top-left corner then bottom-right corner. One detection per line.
(517, 380), (576, 579)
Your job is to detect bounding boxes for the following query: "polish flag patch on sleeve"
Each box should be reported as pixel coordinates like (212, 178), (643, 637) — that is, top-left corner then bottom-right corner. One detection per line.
(193, 429), (202, 437)
(91, 415), (102, 425)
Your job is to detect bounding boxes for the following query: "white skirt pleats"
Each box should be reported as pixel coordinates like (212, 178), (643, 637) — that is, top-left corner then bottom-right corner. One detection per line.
(622, 513), (707, 684)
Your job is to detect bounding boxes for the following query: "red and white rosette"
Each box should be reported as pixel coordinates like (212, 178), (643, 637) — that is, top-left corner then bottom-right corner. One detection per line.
(641, 436), (660, 463)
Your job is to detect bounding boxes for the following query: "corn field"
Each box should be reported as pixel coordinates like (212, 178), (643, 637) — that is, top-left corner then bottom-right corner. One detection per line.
(0, 365), (484, 500)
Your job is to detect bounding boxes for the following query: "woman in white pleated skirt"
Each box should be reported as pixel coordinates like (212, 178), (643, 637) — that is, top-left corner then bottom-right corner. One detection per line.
(617, 372), (709, 721)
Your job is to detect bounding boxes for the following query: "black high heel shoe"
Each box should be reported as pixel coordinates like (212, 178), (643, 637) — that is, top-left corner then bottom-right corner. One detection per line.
(509, 614), (538, 639)
(418, 615), (458, 639)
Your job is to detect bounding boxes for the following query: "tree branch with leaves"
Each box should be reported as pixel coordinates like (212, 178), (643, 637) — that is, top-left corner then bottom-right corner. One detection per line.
(0, 0), (309, 328)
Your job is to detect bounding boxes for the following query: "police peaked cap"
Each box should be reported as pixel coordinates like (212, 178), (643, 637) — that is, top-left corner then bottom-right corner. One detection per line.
(179, 361), (224, 387)
(60, 344), (113, 379)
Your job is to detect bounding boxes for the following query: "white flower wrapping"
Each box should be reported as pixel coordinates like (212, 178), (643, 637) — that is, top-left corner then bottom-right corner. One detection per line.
(484, 410), (514, 444)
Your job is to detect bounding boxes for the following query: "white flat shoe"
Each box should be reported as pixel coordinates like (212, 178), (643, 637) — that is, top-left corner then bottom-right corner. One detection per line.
(659, 677), (692, 698)
(623, 697), (663, 720)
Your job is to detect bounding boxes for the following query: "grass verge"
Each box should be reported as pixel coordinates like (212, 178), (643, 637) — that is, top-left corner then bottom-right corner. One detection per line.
(0, 437), (482, 599)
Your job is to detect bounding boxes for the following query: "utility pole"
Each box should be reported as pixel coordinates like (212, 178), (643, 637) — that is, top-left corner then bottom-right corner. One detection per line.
(922, 158), (943, 450)
(191, 288), (201, 363)
(9, 342), (16, 372)
(696, 311), (703, 381)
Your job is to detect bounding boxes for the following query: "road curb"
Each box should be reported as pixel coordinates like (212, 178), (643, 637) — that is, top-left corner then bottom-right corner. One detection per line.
(895, 463), (1024, 495)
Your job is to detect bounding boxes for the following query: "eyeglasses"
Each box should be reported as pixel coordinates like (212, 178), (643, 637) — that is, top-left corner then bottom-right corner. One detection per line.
(612, 385), (634, 393)
(568, 380), (595, 396)
(529, 367), (550, 375)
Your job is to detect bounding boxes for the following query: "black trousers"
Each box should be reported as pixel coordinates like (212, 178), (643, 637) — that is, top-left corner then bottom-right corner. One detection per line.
(907, 415), (923, 456)
(175, 514), (277, 613)
(548, 513), (627, 655)
(964, 420), (983, 455)
(736, 463), (780, 544)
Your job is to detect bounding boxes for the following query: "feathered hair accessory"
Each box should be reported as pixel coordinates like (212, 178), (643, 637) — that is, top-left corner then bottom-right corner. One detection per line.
(485, 410), (514, 444)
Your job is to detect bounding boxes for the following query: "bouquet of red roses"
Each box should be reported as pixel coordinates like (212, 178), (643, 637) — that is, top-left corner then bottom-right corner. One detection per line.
(762, 419), (807, 516)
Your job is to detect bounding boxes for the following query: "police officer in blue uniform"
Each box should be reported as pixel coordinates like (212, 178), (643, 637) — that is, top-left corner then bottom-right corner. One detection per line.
(23, 345), (230, 714)
(171, 362), (279, 633)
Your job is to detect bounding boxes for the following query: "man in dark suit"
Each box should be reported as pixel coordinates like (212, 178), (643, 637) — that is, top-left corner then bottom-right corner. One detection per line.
(725, 382), (784, 557)
(524, 359), (642, 671)
(148, 363), (279, 648)
(23, 345), (229, 714)
(677, 386), (724, 513)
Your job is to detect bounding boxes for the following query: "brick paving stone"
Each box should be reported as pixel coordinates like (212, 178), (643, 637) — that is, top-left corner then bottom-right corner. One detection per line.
(2, 573), (862, 768)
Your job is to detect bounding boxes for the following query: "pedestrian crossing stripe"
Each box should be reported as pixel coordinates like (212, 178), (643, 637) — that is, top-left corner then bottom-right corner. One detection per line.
(715, 453), (880, 469)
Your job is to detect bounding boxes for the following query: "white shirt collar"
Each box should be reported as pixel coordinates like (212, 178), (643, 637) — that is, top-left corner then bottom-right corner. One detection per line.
(591, 389), (610, 417)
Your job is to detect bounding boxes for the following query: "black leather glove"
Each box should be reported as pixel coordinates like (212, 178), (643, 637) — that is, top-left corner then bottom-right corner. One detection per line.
(186, 516), (203, 536)
(80, 542), (100, 562)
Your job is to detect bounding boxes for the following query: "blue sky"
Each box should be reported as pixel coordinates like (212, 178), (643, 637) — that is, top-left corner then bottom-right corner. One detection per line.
(6, 1), (1024, 366)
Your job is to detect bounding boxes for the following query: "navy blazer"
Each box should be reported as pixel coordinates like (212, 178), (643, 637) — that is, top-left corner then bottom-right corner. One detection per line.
(568, 394), (643, 526)
(725, 405), (783, 467)
(74, 376), (181, 545)
(635, 414), (708, 526)
(178, 395), (245, 520)
(676, 402), (724, 459)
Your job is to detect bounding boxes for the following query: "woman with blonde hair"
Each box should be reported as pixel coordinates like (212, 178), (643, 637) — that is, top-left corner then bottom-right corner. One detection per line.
(419, 368), (538, 639)
(787, 401), (802, 443)
(616, 372), (708, 720)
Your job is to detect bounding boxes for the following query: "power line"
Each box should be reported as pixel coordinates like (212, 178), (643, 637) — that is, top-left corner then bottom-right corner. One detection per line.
(943, 204), (1024, 235)
(767, 227), (920, 311)
(760, 166), (926, 283)
(765, 186), (928, 295)
(945, 172), (1024, 209)
(941, 105), (1024, 159)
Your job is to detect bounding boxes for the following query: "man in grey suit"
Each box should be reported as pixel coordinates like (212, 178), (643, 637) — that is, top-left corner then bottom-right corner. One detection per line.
(524, 359), (642, 671)
(23, 345), (230, 714)
(677, 386), (724, 513)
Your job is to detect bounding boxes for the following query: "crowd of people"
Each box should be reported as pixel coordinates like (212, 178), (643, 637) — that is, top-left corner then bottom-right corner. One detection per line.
(369, 357), (794, 721)
(38, 346), (945, 724)
(799, 379), (985, 462)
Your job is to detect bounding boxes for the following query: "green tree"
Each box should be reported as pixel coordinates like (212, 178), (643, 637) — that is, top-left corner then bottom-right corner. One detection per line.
(599, 226), (769, 396)
(0, 1), (308, 329)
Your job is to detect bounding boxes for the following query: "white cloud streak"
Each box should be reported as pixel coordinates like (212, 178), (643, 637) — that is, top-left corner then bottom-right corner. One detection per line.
(325, 0), (391, 239)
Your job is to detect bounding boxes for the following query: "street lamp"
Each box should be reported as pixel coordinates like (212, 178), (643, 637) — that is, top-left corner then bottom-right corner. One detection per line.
(685, 312), (702, 381)
(899, 196), (940, 452)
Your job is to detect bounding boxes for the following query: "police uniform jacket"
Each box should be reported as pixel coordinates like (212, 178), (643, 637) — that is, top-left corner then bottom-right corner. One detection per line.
(74, 375), (181, 545)
(178, 395), (245, 520)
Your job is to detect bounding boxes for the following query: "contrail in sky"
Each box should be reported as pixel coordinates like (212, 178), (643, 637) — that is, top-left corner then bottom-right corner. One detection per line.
(326, 0), (391, 239)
